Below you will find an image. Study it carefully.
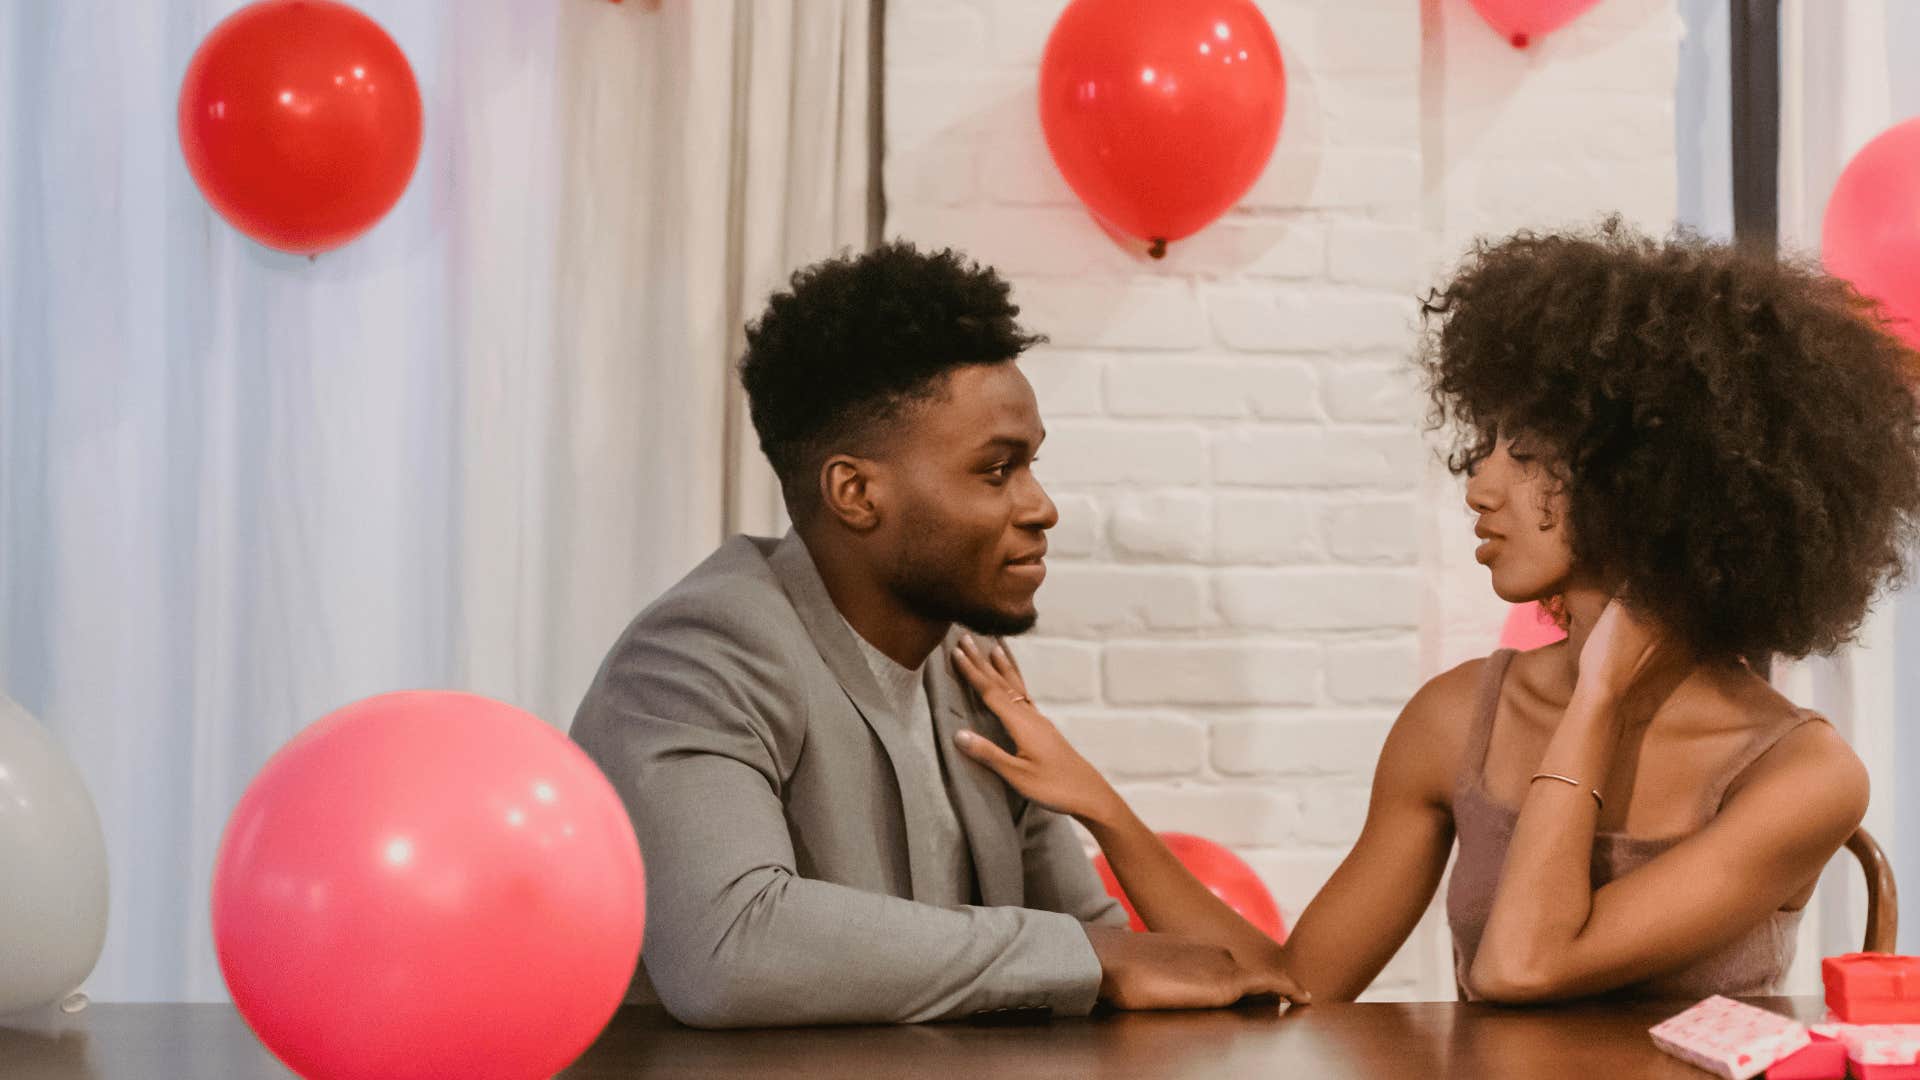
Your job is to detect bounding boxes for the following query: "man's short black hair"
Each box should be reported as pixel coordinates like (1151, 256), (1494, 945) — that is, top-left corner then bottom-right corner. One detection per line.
(739, 241), (1046, 520)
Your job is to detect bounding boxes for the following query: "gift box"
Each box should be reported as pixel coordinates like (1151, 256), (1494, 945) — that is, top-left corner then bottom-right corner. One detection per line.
(1764, 1032), (1845, 1080)
(1650, 996), (1813, 1080)
(1809, 1021), (1920, 1071)
(1851, 1065), (1920, 1080)
(1823, 953), (1920, 1024)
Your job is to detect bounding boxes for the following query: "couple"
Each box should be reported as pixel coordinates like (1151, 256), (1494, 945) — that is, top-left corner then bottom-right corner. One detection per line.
(571, 225), (1920, 1028)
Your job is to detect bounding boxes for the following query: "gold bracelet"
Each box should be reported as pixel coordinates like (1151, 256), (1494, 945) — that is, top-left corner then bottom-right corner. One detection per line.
(1531, 772), (1604, 811)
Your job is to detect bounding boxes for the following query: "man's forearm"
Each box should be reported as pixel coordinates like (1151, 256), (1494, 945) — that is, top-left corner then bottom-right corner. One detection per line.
(646, 867), (1104, 1028)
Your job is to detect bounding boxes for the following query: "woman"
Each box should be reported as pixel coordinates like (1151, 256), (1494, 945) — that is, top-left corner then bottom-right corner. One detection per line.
(951, 220), (1920, 1003)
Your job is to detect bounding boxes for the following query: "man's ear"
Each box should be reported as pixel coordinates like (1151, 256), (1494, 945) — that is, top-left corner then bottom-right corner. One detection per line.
(820, 454), (884, 532)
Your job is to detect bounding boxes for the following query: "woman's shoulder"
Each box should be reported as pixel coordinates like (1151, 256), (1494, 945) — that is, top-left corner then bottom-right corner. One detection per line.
(1705, 669), (1858, 760)
(1406, 654), (1493, 719)
(1381, 654), (1503, 798)
(1734, 709), (1869, 807)
(1402, 645), (1559, 727)
(1715, 677), (1868, 828)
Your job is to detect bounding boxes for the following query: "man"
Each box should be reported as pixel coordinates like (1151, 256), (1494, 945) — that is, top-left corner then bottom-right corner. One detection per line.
(572, 243), (1294, 1027)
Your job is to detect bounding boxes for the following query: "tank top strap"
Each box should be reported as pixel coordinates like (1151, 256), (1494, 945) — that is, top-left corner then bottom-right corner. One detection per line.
(1460, 649), (1519, 790)
(1704, 708), (1831, 815)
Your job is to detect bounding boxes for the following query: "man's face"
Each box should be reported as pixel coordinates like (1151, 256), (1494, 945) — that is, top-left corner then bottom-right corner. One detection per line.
(870, 362), (1057, 637)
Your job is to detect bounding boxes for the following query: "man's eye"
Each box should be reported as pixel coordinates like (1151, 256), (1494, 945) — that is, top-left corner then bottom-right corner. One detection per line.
(985, 463), (1011, 482)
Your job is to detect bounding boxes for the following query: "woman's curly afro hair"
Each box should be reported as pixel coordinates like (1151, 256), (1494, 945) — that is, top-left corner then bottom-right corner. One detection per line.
(740, 241), (1044, 517)
(1421, 217), (1920, 663)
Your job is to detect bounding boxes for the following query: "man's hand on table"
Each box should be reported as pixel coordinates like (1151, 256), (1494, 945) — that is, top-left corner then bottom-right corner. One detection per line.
(1084, 925), (1310, 1011)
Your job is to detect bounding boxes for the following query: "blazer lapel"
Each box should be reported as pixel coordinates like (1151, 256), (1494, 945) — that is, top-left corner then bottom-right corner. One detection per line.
(926, 633), (1026, 908)
(767, 531), (942, 903)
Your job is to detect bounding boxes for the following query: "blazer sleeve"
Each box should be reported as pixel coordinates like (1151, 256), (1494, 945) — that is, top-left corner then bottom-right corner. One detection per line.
(570, 599), (1105, 1028)
(1017, 802), (1131, 928)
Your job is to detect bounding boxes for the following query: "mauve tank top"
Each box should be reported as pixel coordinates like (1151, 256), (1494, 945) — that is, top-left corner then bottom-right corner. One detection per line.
(1445, 649), (1813, 1000)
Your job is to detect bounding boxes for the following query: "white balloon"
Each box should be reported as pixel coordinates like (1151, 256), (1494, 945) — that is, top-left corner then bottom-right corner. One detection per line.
(0, 694), (108, 1015)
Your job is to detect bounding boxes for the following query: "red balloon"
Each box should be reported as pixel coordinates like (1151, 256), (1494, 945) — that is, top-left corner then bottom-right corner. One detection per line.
(1039, 0), (1285, 252)
(212, 692), (645, 1080)
(1498, 601), (1567, 651)
(178, 0), (423, 254)
(1094, 832), (1287, 942)
(1467, 0), (1603, 48)
(1824, 118), (1920, 352)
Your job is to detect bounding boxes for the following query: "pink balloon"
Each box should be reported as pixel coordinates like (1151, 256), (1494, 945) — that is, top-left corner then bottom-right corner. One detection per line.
(1467, 0), (1602, 48)
(1823, 117), (1920, 352)
(212, 692), (644, 1080)
(1499, 601), (1567, 651)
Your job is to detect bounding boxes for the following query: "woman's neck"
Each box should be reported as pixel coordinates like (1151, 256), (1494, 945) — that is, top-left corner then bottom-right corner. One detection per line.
(1545, 580), (1705, 722)
(1554, 583), (1611, 687)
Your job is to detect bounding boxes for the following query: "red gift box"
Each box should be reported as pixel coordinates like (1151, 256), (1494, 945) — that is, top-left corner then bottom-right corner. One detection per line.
(1824, 953), (1920, 1024)
(1765, 1033), (1846, 1080)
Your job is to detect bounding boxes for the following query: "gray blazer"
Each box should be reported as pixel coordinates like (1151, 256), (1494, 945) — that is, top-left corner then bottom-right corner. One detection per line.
(571, 531), (1126, 1028)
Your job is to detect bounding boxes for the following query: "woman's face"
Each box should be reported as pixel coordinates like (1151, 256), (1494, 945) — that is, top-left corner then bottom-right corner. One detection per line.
(1464, 433), (1576, 603)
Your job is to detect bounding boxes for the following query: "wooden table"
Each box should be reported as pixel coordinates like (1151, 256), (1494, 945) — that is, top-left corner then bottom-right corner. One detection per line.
(0, 997), (1826, 1078)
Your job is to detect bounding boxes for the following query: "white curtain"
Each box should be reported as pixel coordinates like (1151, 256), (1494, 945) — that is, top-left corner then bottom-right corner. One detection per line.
(1771, 0), (1919, 986)
(0, 0), (869, 1003)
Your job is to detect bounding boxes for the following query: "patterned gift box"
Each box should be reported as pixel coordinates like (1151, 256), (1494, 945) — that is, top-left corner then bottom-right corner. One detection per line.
(1809, 1021), (1920, 1066)
(1650, 996), (1813, 1080)
(1764, 1032), (1846, 1080)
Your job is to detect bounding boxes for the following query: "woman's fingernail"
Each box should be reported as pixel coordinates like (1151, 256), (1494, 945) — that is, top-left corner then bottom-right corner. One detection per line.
(955, 730), (975, 745)
(961, 633), (976, 650)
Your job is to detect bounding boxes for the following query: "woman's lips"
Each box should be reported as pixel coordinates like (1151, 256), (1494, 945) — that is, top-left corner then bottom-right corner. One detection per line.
(1473, 520), (1503, 565)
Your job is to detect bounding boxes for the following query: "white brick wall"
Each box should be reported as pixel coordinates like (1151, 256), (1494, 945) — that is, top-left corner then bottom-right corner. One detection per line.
(886, 0), (1679, 1001)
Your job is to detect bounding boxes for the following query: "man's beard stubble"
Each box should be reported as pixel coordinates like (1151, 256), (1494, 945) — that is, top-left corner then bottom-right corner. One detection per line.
(886, 528), (1037, 639)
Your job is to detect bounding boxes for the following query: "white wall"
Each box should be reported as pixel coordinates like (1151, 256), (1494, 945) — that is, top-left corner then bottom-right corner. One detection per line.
(886, 0), (1679, 1000)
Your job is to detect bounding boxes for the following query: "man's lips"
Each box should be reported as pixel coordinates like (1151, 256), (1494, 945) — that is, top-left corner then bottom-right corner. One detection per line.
(1005, 550), (1047, 580)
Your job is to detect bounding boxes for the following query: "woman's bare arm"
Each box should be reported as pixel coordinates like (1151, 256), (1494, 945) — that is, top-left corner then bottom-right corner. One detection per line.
(951, 635), (1476, 1001)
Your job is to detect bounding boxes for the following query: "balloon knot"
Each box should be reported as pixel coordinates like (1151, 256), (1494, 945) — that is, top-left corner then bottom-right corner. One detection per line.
(1148, 238), (1168, 259)
(1510, 32), (1530, 48)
